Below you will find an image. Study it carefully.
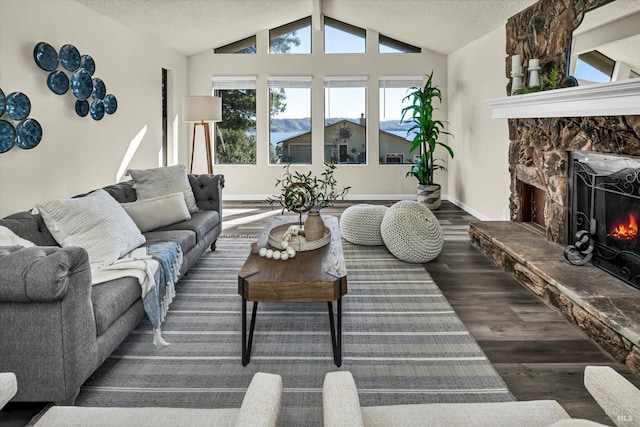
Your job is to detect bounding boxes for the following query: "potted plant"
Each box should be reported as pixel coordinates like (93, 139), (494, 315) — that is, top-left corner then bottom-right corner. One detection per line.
(402, 71), (453, 210)
(268, 163), (350, 240)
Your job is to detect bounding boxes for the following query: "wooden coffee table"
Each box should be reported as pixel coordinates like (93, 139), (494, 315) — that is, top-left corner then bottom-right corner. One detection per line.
(237, 215), (347, 367)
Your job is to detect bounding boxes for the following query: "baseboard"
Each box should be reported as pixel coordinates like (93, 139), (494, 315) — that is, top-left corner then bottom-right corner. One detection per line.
(446, 196), (491, 221)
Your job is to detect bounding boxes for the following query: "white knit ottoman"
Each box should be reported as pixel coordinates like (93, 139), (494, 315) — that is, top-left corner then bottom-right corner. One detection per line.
(381, 200), (443, 263)
(340, 204), (389, 246)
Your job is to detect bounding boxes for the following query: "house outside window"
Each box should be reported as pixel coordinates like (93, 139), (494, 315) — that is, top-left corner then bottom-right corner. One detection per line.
(268, 76), (312, 164)
(211, 76), (257, 164)
(324, 76), (367, 164)
(379, 76), (423, 164)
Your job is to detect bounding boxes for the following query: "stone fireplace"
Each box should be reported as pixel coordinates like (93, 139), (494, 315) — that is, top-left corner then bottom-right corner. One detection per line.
(470, 0), (640, 375)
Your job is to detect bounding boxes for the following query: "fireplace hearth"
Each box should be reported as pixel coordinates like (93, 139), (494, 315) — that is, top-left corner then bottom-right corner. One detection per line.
(565, 152), (640, 290)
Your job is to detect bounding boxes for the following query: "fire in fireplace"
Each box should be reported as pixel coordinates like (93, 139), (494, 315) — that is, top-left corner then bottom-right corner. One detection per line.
(564, 152), (640, 290)
(608, 213), (638, 241)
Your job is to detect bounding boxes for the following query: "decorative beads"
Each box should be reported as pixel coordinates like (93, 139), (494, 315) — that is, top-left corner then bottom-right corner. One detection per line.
(257, 244), (296, 261)
(257, 225), (299, 261)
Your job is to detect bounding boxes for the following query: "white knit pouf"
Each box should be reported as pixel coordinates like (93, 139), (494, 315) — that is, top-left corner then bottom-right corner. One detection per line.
(340, 204), (389, 246)
(381, 200), (444, 263)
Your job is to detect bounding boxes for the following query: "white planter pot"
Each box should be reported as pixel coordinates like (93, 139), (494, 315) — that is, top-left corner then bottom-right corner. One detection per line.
(417, 183), (441, 210)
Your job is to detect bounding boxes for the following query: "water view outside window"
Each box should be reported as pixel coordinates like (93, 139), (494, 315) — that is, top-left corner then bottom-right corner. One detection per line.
(269, 77), (312, 164)
(212, 77), (257, 164)
(324, 17), (365, 54)
(270, 17), (311, 54)
(378, 77), (422, 164)
(324, 77), (367, 164)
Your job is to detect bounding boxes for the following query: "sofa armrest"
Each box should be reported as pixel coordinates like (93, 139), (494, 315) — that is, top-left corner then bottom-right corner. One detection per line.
(0, 246), (90, 302)
(0, 373), (17, 409)
(189, 174), (224, 216)
(584, 366), (640, 427)
(235, 372), (282, 427)
(323, 371), (365, 427)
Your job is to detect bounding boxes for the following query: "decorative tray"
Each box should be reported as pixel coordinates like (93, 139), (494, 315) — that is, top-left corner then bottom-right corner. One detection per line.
(268, 223), (331, 251)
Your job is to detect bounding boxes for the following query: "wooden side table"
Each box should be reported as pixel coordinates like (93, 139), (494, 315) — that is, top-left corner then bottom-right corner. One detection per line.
(237, 215), (347, 367)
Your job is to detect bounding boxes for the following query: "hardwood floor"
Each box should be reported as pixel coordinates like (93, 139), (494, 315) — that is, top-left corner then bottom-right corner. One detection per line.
(3, 199), (639, 427)
(225, 200), (640, 426)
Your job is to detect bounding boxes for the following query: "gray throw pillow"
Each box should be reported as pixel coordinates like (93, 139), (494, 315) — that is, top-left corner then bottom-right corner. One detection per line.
(36, 189), (146, 270)
(121, 192), (191, 232)
(127, 165), (198, 213)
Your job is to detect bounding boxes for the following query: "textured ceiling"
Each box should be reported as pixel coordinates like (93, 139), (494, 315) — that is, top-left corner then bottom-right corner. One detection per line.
(73, 0), (539, 56)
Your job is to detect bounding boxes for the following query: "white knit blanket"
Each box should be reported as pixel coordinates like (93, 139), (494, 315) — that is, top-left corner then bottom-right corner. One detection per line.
(91, 247), (159, 298)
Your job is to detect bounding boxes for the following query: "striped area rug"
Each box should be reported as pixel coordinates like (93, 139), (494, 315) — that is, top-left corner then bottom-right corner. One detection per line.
(77, 234), (512, 426)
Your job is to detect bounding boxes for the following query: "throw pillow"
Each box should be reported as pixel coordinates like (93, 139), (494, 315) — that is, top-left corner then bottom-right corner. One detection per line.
(126, 165), (198, 213)
(36, 189), (145, 269)
(0, 226), (35, 247)
(121, 192), (191, 232)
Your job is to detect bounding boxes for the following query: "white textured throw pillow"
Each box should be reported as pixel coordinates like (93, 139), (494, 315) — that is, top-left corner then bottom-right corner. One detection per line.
(37, 189), (146, 269)
(126, 165), (198, 213)
(0, 226), (35, 247)
(122, 192), (191, 232)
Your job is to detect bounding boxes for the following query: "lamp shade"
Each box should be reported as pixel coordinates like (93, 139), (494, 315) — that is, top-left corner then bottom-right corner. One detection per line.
(182, 96), (222, 122)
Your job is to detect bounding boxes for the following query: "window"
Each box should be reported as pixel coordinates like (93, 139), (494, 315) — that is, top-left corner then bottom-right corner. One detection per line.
(379, 34), (420, 53)
(324, 77), (367, 164)
(324, 17), (365, 54)
(214, 36), (257, 54)
(574, 50), (615, 83)
(270, 17), (311, 54)
(211, 76), (257, 164)
(268, 77), (312, 164)
(379, 76), (422, 164)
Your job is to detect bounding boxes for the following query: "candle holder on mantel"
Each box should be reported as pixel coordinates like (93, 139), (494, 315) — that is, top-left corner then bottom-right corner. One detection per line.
(528, 58), (541, 88)
(510, 55), (524, 95)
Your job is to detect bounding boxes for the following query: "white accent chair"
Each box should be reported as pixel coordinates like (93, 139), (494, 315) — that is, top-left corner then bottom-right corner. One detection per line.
(0, 372), (282, 427)
(323, 366), (640, 427)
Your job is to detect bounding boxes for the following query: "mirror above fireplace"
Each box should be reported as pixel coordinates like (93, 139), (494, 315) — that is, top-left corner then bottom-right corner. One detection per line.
(569, 0), (640, 85)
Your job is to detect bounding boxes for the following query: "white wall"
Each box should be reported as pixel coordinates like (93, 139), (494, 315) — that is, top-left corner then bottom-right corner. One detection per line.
(0, 0), (188, 217)
(447, 27), (511, 220)
(188, 26), (448, 201)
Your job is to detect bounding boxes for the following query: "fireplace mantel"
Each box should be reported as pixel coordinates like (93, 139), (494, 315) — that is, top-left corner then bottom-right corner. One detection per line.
(486, 79), (640, 119)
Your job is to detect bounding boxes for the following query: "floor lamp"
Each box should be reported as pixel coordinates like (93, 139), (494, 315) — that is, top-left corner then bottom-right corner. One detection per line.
(182, 95), (222, 174)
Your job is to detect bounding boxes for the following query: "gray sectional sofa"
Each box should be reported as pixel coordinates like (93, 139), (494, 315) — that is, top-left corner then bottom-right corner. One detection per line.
(0, 173), (224, 403)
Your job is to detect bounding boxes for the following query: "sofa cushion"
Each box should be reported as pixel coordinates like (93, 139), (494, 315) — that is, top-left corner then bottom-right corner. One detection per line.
(122, 192), (191, 232)
(143, 230), (196, 256)
(92, 276), (142, 336)
(36, 189), (145, 270)
(153, 211), (219, 242)
(127, 165), (198, 213)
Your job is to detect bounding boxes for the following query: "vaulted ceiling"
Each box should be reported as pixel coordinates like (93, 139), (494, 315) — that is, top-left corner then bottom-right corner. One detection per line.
(74, 0), (539, 56)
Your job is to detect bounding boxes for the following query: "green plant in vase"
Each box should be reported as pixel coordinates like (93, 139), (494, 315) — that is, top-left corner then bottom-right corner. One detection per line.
(401, 71), (453, 209)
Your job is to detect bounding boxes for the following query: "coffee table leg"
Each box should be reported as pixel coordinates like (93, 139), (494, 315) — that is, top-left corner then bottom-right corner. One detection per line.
(337, 296), (342, 367)
(327, 300), (342, 367)
(242, 299), (259, 366)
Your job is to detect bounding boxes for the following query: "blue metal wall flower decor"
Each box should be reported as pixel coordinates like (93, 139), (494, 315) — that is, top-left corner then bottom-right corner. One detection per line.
(0, 87), (43, 153)
(33, 42), (117, 120)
